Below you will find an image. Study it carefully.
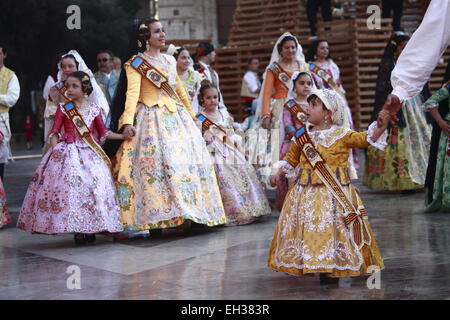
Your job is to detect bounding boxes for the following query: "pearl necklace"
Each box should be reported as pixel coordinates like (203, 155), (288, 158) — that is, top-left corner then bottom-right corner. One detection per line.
(143, 51), (164, 64)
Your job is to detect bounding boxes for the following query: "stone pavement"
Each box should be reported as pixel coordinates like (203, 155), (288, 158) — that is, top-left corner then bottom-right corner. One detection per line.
(0, 146), (449, 300)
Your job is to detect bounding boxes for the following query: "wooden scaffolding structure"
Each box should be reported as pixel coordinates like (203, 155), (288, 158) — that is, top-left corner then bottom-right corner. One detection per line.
(213, 0), (449, 129)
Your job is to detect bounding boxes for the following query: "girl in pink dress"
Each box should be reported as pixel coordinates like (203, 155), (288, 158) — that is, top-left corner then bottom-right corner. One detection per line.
(276, 72), (314, 211)
(17, 71), (126, 244)
(0, 129), (10, 229)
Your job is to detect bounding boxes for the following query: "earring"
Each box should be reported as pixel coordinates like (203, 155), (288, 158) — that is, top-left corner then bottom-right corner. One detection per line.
(146, 41), (150, 51)
(324, 117), (329, 125)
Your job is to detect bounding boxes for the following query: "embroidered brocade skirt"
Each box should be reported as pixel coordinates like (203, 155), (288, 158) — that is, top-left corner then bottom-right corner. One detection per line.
(113, 103), (226, 231)
(0, 178), (10, 228)
(267, 182), (384, 277)
(363, 96), (432, 191)
(425, 112), (450, 213)
(17, 142), (123, 234)
(207, 140), (271, 226)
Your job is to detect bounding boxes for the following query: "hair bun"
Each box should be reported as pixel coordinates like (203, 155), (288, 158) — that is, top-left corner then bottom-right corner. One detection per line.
(68, 71), (93, 96)
(137, 23), (151, 43)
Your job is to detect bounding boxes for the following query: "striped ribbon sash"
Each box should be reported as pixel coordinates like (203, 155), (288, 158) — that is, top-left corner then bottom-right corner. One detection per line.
(268, 62), (291, 91)
(309, 63), (345, 99)
(129, 56), (183, 105)
(196, 113), (243, 157)
(48, 82), (69, 103)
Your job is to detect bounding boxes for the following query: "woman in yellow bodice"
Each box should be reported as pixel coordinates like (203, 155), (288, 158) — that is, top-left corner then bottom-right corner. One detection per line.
(113, 19), (226, 232)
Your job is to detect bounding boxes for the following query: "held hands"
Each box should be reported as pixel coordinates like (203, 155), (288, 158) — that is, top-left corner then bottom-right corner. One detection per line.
(376, 110), (391, 129)
(122, 125), (136, 140)
(380, 94), (401, 125)
(369, 110), (391, 143)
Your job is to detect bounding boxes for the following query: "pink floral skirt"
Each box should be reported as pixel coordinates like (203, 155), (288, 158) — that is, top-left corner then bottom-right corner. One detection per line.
(17, 142), (123, 234)
(0, 178), (10, 228)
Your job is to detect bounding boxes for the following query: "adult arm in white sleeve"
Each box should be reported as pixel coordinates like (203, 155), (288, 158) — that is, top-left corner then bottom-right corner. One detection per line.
(0, 74), (20, 107)
(391, 0), (450, 102)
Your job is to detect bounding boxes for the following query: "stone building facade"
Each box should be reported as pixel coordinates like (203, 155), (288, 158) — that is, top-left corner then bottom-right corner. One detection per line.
(147, 0), (236, 46)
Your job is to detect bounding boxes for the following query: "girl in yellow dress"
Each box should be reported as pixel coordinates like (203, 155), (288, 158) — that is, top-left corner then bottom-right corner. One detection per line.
(268, 89), (389, 284)
(113, 19), (226, 232)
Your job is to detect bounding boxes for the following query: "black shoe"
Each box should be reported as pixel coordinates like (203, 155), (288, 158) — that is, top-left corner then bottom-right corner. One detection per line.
(182, 220), (192, 233)
(150, 229), (163, 237)
(320, 273), (339, 285)
(74, 233), (87, 245)
(85, 234), (96, 243)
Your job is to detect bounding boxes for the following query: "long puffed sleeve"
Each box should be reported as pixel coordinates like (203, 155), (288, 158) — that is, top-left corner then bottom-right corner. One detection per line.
(0, 74), (20, 107)
(48, 106), (65, 140)
(118, 64), (141, 131)
(94, 112), (110, 143)
(283, 137), (302, 168)
(261, 70), (275, 118)
(176, 74), (195, 118)
(391, 0), (450, 102)
(343, 123), (388, 151)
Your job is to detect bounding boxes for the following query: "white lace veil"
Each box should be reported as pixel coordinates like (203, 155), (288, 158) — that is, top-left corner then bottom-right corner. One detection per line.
(250, 32), (306, 130)
(58, 50), (110, 121)
(307, 89), (350, 129)
(307, 88), (358, 179)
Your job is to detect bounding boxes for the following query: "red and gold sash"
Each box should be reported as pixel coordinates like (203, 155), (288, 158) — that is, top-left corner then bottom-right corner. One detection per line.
(287, 104), (372, 250)
(48, 82), (69, 103)
(268, 62), (291, 91)
(196, 113), (244, 156)
(128, 55), (183, 105)
(63, 101), (112, 169)
(309, 63), (345, 99)
(284, 99), (308, 124)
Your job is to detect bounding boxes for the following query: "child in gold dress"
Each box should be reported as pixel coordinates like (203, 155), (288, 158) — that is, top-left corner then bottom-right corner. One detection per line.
(268, 89), (390, 284)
